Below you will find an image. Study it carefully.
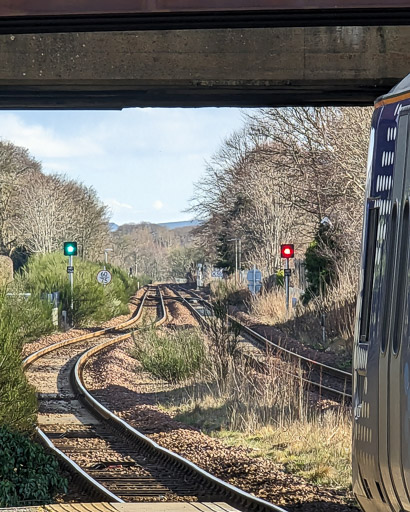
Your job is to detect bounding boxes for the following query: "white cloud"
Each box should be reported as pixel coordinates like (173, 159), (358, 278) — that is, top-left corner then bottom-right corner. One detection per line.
(0, 113), (104, 159)
(153, 200), (164, 210)
(0, 108), (244, 225)
(106, 199), (133, 210)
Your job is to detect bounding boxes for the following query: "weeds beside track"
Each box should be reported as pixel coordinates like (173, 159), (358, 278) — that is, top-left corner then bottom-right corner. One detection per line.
(171, 285), (352, 402)
(24, 285), (287, 512)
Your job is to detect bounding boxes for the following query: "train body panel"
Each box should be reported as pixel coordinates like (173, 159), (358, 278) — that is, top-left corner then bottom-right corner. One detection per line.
(353, 75), (410, 511)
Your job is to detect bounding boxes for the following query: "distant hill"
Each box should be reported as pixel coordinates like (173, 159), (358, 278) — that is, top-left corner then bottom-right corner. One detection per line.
(110, 220), (199, 277)
(158, 220), (201, 230)
(109, 222), (119, 232)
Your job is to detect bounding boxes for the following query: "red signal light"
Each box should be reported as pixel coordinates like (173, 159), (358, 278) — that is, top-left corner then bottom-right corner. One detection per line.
(281, 244), (294, 259)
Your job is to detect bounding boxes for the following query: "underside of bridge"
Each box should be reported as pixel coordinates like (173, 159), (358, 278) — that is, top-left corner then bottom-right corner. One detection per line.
(0, 24), (408, 108)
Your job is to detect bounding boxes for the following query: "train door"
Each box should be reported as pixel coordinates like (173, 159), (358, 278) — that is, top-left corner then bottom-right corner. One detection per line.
(379, 106), (410, 510)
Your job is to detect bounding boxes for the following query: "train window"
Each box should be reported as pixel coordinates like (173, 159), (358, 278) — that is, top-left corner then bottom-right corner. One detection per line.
(359, 206), (379, 343)
(381, 202), (398, 353)
(393, 200), (409, 354)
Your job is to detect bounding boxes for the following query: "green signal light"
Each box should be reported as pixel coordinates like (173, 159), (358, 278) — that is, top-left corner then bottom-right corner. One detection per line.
(63, 242), (78, 256)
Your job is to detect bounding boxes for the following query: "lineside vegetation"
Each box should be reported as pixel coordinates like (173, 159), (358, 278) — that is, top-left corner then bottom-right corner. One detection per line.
(190, 107), (372, 348)
(132, 299), (352, 495)
(0, 290), (68, 506)
(0, 139), (149, 507)
(132, 326), (206, 383)
(21, 253), (141, 325)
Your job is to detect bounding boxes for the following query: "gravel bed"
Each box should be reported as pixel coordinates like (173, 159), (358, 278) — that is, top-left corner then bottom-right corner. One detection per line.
(83, 338), (357, 511)
(163, 286), (199, 327)
(22, 288), (145, 358)
(231, 310), (351, 372)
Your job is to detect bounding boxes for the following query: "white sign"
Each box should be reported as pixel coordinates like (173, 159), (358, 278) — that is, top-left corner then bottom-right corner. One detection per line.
(97, 270), (112, 285)
(211, 268), (223, 279)
(247, 268), (262, 294)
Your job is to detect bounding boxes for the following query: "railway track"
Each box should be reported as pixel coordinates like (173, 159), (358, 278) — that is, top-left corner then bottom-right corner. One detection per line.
(169, 285), (352, 401)
(24, 285), (287, 512)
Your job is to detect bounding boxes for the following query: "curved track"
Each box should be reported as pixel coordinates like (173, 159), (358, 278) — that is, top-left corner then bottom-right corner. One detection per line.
(169, 285), (352, 401)
(24, 285), (287, 512)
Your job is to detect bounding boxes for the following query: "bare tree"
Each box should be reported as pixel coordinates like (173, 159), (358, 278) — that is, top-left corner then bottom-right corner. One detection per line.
(0, 142), (40, 255)
(190, 106), (372, 280)
(15, 172), (110, 259)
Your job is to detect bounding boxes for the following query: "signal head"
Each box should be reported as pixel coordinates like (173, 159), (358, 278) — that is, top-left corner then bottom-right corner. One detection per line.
(63, 242), (78, 256)
(280, 244), (294, 259)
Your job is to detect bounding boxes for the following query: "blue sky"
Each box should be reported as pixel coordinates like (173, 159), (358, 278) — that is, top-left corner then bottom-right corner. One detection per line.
(0, 108), (245, 225)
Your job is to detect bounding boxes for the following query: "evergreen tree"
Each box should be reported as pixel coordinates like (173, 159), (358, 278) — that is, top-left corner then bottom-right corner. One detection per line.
(302, 222), (341, 304)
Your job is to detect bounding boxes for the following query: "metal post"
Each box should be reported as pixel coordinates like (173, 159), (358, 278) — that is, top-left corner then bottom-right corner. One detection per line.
(238, 239), (242, 283)
(228, 238), (239, 285)
(285, 258), (290, 317)
(104, 248), (113, 271)
(235, 239), (238, 286)
(321, 313), (327, 345)
(69, 254), (74, 322)
(253, 264), (256, 295)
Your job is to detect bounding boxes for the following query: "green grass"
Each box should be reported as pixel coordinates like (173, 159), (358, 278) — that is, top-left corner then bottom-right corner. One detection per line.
(20, 252), (141, 325)
(132, 327), (207, 383)
(211, 414), (352, 490)
(0, 289), (37, 433)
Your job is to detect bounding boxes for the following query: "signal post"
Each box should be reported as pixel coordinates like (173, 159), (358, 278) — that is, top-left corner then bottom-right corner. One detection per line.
(280, 244), (294, 316)
(63, 241), (77, 324)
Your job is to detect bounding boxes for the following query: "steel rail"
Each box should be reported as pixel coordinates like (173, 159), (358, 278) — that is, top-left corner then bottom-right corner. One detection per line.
(74, 293), (288, 512)
(36, 428), (124, 503)
(22, 287), (151, 502)
(170, 285), (352, 400)
(28, 284), (287, 510)
(23, 287), (149, 369)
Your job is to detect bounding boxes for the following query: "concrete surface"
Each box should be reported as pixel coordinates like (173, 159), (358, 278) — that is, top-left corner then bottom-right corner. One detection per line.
(0, 25), (408, 107)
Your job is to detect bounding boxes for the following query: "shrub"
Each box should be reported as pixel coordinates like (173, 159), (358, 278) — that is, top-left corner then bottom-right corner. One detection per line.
(210, 277), (249, 306)
(20, 253), (140, 325)
(7, 278), (54, 341)
(302, 223), (342, 304)
(0, 290), (67, 508)
(0, 290), (37, 432)
(0, 427), (67, 507)
(249, 288), (289, 325)
(132, 327), (206, 382)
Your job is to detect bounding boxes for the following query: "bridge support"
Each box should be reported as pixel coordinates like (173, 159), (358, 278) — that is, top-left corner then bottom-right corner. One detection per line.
(0, 25), (408, 108)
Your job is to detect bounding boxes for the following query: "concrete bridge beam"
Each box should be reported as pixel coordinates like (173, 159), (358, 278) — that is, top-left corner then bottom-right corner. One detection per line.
(0, 25), (407, 108)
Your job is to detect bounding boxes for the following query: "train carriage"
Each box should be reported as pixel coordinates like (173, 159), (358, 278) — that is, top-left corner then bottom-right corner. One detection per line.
(353, 74), (410, 511)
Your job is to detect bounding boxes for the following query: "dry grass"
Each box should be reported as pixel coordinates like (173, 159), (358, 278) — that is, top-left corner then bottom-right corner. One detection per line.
(249, 288), (293, 325)
(214, 409), (352, 490)
(248, 278), (356, 354)
(157, 348), (352, 491)
(210, 276), (240, 299)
